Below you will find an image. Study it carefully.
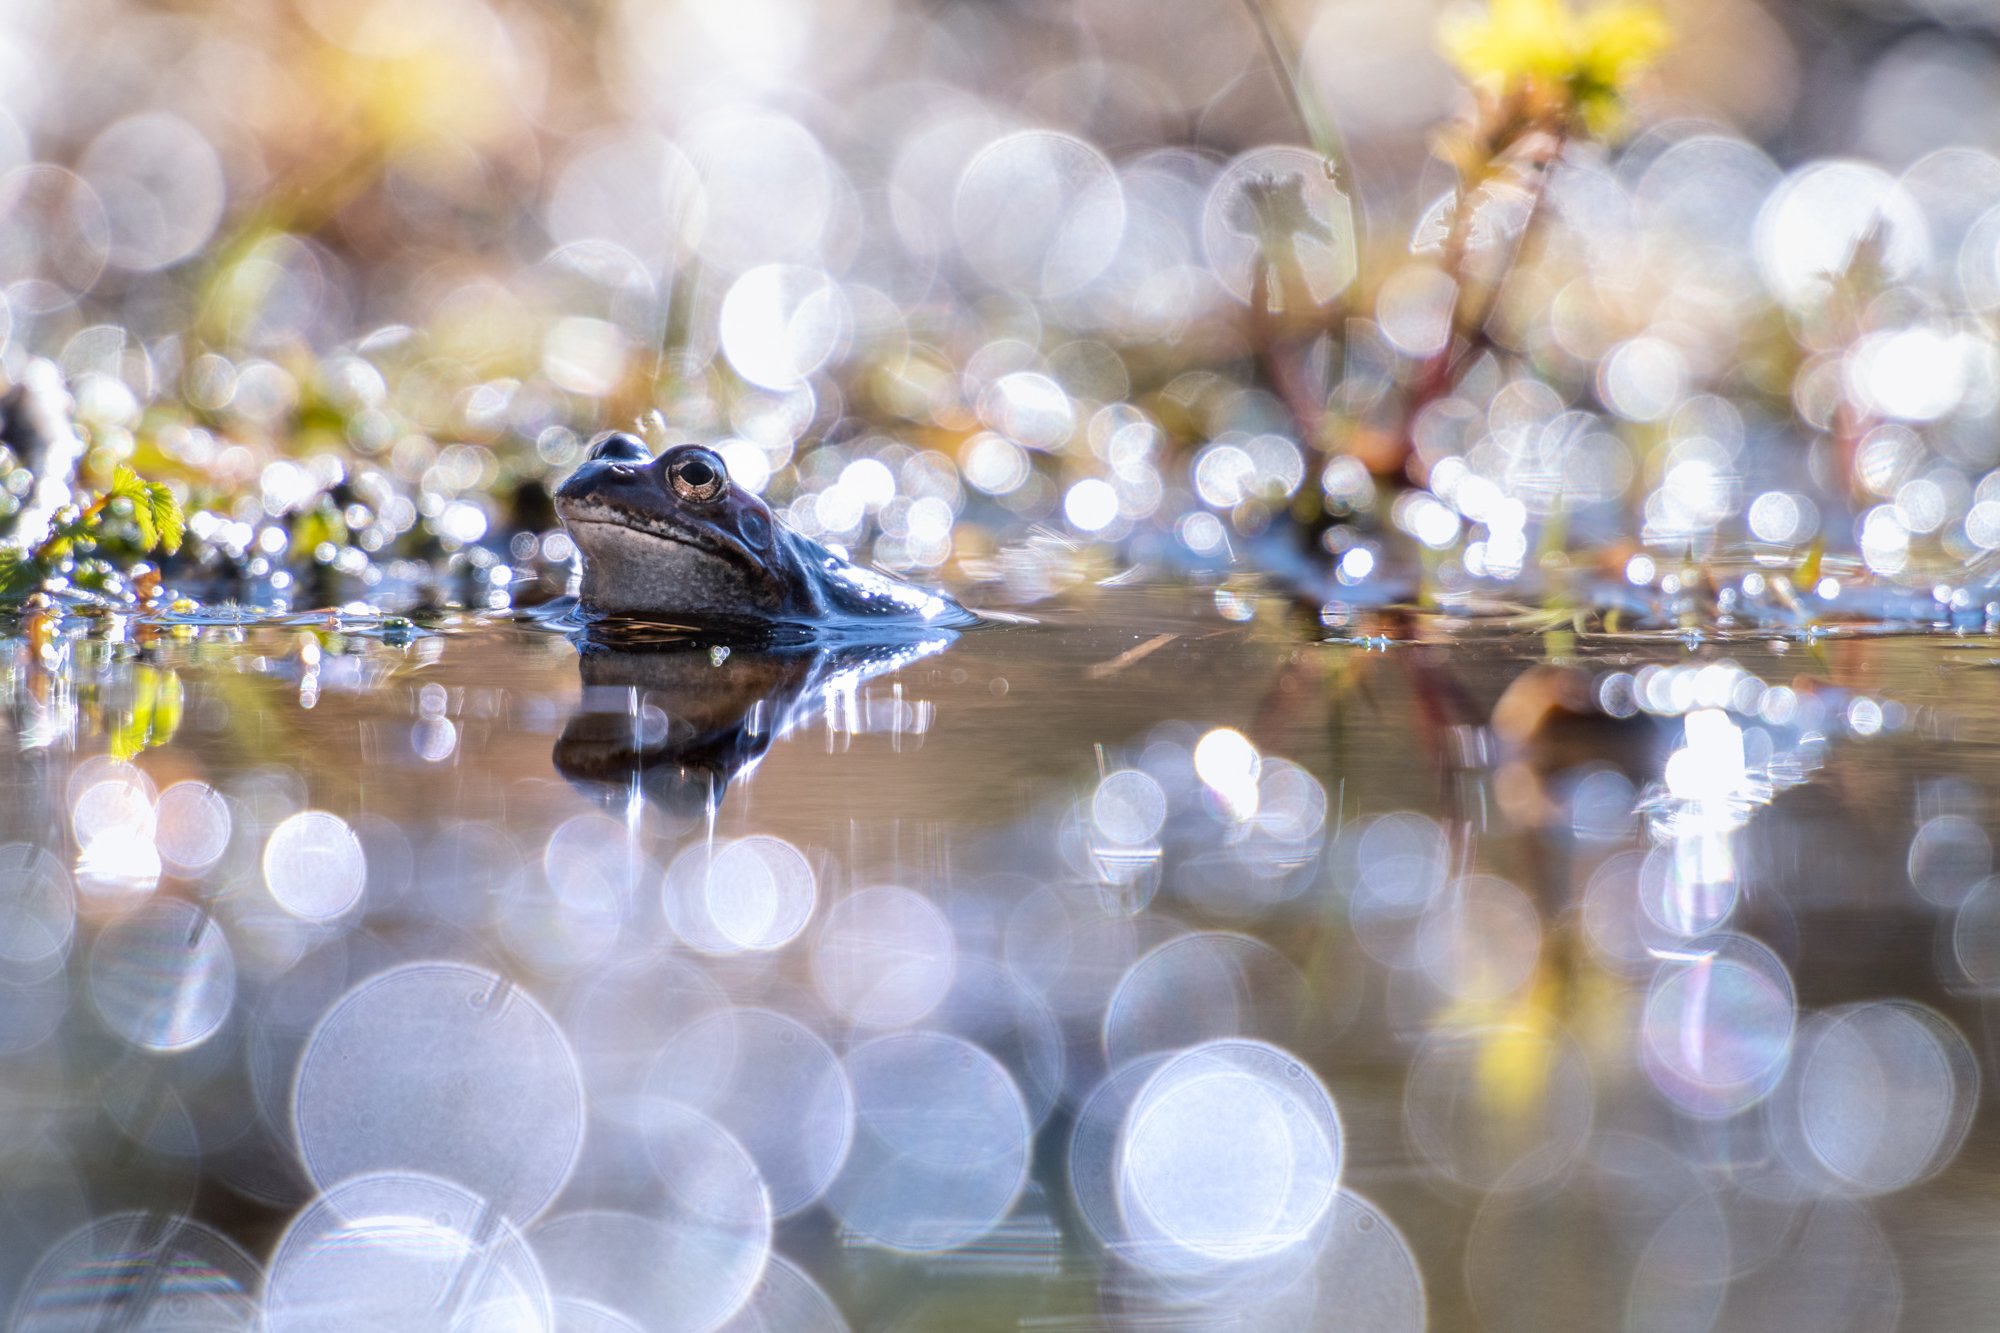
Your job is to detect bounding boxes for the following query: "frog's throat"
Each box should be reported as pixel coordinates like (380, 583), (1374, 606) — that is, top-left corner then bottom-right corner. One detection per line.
(558, 500), (767, 577)
(563, 514), (814, 618)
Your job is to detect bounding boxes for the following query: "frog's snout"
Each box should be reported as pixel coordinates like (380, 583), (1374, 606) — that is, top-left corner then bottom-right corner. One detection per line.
(555, 458), (639, 505)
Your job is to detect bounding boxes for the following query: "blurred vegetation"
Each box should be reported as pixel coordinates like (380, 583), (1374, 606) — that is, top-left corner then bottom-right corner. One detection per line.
(0, 0), (1992, 633)
(0, 465), (183, 600)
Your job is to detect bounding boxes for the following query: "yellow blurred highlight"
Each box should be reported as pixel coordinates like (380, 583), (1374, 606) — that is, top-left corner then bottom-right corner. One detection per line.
(1440, 0), (1671, 136)
(112, 666), (184, 760)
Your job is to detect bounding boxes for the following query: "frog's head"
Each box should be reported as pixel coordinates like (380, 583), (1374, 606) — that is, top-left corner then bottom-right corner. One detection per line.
(555, 432), (815, 621)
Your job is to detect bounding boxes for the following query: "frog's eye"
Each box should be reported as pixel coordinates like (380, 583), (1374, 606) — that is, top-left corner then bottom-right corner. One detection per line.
(667, 448), (728, 504)
(589, 432), (651, 464)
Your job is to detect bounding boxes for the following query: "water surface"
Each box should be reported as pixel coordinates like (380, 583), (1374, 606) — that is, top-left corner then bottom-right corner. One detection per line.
(3, 585), (1996, 1330)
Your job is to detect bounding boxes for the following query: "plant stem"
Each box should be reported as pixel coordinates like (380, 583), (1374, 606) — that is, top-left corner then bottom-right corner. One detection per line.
(1399, 119), (1570, 484)
(1448, 126), (1569, 381)
(1236, 0), (1359, 478)
(1238, 0), (1359, 242)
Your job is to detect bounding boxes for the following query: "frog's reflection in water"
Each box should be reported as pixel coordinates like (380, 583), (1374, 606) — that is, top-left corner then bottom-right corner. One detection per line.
(552, 626), (957, 811)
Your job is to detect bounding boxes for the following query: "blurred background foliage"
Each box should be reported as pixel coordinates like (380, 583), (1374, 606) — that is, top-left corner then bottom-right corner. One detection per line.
(0, 0), (1995, 614)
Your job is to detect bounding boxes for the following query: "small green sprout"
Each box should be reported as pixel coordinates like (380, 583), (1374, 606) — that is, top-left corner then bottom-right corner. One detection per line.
(0, 465), (187, 604)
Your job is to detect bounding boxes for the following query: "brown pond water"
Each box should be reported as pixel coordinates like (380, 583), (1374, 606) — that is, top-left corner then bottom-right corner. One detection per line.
(3, 583), (1998, 1330)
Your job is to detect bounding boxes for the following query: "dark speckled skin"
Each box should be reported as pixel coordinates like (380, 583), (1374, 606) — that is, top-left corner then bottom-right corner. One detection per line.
(554, 433), (977, 632)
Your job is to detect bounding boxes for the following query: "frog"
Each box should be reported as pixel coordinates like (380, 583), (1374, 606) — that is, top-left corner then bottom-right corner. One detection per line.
(554, 432), (979, 634)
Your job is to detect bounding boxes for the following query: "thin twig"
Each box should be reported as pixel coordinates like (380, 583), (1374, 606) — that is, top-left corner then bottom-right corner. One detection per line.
(1248, 261), (1327, 449)
(1399, 120), (1570, 483)
(1084, 632), (1179, 679)
(1450, 128), (1569, 375)
(1237, 0), (1356, 214)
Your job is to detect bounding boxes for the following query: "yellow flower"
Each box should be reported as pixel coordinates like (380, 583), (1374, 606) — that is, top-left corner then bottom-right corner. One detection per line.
(1576, 2), (1673, 90)
(1442, 0), (1577, 85)
(1440, 0), (1671, 135)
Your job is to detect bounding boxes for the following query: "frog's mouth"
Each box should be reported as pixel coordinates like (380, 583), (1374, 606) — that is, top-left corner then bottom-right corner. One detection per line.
(556, 496), (766, 575)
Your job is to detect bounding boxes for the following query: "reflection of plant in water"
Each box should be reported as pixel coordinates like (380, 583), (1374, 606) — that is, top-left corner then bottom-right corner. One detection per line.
(111, 666), (183, 760)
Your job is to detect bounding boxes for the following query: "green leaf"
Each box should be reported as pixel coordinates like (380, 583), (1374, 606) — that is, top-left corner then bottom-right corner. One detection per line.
(144, 479), (184, 555)
(107, 465), (184, 555)
(110, 466), (154, 549)
(108, 464), (147, 504)
(0, 545), (37, 600)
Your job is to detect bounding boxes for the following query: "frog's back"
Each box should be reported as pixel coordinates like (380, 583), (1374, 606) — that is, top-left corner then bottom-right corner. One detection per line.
(788, 531), (982, 632)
